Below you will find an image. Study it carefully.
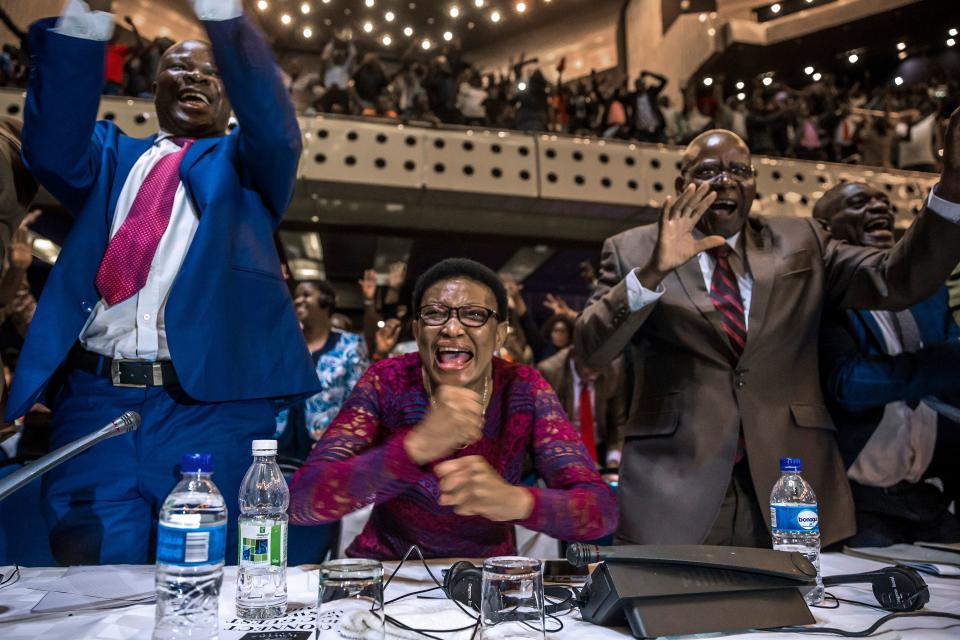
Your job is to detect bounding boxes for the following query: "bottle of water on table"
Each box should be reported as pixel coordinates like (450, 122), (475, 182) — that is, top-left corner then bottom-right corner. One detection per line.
(236, 439), (289, 619)
(770, 456), (823, 605)
(154, 453), (227, 640)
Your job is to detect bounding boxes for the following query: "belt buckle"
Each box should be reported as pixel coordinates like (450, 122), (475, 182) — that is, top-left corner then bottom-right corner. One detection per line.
(110, 358), (149, 388)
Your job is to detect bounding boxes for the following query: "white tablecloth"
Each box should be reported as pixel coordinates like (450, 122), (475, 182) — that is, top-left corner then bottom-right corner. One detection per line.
(1, 553), (959, 639)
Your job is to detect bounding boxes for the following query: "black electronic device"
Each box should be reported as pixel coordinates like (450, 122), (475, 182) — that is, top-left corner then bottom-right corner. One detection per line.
(574, 545), (817, 638)
(823, 566), (929, 612)
(543, 559), (589, 583)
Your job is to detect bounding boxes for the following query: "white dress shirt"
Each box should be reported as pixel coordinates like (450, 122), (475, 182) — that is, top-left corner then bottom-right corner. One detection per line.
(79, 133), (200, 361)
(626, 188), (960, 314)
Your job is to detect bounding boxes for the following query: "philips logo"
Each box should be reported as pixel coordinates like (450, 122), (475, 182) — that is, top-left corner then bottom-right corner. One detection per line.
(797, 510), (819, 530)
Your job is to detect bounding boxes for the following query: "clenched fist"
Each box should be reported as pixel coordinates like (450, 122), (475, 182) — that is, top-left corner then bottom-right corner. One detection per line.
(404, 385), (485, 465)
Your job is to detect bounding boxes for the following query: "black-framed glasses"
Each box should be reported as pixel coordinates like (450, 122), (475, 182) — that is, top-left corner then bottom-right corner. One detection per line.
(418, 304), (499, 327)
(687, 162), (755, 181)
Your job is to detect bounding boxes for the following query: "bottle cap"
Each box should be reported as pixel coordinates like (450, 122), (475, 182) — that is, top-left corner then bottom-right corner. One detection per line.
(182, 453), (213, 473)
(252, 439), (277, 455)
(780, 457), (802, 473)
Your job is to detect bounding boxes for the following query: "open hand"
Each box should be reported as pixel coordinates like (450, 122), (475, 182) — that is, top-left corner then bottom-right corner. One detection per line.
(435, 455), (533, 521)
(544, 293), (576, 319)
(374, 318), (401, 357)
(9, 210), (39, 271)
(404, 386), (484, 465)
(636, 182), (725, 289)
(387, 261), (407, 291)
(358, 268), (377, 301)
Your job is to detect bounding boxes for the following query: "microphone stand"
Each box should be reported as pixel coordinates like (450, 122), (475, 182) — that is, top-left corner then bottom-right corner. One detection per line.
(0, 411), (140, 501)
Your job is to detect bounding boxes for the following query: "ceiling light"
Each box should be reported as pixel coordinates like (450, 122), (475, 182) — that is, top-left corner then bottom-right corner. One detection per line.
(707, 28), (716, 36)
(300, 2), (310, 14)
(385, 10), (395, 21)
(474, 0), (485, 6)
(894, 76), (903, 86)
(468, 21), (475, 29)
(771, 3), (781, 14)
(848, 53), (859, 63)
(896, 42), (906, 51)
(518, 81), (527, 91)
(450, 6), (460, 18)
(805, 0), (814, 3)
(363, 21), (374, 33)
(812, 72), (822, 81)
(257, 0), (268, 10)
(515, 2), (526, 13)
(491, 10), (501, 22)
(302, 26), (312, 38)
(762, 76), (773, 86)
(382, 34), (392, 46)
(737, 92), (746, 101)
(803, 66), (814, 75)
(322, 0), (330, 3)
(421, 38), (432, 50)
(735, 81), (744, 90)
(898, 51), (907, 60)
(280, 13), (292, 25)
(443, 31), (453, 41)
(365, 0), (375, 6)
(702, 77), (713, 87)
(951, 28), (959, 37)
(404, 26), (414, 36)
(698, 13), (707, 22)
(949, 38), (957, 47)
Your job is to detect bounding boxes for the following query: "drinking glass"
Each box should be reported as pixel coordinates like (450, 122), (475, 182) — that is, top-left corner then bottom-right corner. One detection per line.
(316, 559), (384, 640)
(480, 556), (545, 639)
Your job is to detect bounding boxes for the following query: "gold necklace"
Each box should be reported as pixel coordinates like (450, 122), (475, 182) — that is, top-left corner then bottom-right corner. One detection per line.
(423, 370), (490, 416)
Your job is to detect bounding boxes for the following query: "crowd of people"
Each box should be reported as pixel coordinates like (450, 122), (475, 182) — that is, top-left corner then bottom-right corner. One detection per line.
(1, 0), (960, 571)
(1, 5), (955, 173)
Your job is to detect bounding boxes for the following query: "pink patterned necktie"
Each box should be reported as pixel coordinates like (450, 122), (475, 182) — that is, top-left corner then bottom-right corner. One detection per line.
(95, 138), (194, 306)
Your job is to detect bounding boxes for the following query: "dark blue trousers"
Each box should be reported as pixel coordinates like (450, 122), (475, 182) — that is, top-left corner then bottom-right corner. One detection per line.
(42, 368), (275, 565)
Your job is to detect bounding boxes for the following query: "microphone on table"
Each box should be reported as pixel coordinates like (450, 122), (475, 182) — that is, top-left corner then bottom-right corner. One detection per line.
(0, 411), (140, 501)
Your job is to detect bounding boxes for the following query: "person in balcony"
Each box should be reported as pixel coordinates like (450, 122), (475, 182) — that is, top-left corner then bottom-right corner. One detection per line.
(815, 181), (960, 547)
(10, 0), (318, 564)
(289, 258), (617, 559)
(576, 113), (960, 549)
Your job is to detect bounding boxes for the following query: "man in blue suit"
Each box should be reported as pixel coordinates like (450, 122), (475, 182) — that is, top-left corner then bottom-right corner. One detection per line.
(816, 182), (960, 547)
(8, 0), (319, 564)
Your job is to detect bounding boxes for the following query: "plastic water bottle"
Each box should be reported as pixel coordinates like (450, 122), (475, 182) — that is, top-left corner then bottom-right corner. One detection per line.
(236, 439), (289, 619)
(770, 457), (823, 605)
(154, 453), (227, 640)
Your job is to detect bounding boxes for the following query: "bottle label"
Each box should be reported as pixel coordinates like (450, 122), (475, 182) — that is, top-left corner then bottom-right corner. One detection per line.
(238, 521), (287, 567)
(770, 504), (819, 533)
(157, 523), (226, 566)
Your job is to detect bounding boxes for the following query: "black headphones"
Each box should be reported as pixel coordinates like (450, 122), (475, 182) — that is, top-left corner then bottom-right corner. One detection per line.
(823, 566), (929, 612)
(441, 560), (577, 614)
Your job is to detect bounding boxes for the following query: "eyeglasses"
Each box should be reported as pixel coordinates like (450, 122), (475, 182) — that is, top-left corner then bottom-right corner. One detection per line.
(687, 163), (755, 181)
(418, 304), (499, 327)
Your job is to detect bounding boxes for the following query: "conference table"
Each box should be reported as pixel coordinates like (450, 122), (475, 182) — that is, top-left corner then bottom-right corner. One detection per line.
(1, 553), (959, 639)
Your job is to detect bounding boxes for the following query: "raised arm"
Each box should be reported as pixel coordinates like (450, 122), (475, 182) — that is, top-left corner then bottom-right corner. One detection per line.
(20, 2), (114, 214)
(201, 8), (301, 222)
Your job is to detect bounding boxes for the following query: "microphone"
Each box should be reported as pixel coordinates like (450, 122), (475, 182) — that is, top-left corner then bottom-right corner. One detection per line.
(567, 543), (602, 567)
(0, 411), (140, 501)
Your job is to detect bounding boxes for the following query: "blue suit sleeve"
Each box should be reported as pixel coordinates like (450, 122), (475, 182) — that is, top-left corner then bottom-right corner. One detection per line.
(820, 310), (960, 412)
(21, 18), (106, 214)
(203, 16), (301, 224)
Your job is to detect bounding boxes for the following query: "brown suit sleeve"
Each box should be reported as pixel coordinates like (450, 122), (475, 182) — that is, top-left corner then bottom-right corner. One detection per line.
(817, 201), (960, 311)
(575, 234), (660, 368)
(603, 357), (628, 455)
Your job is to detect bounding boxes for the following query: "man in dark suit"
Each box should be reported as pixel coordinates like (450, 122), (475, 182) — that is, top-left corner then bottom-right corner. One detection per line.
(576, 119), (960, 549)
(537, 346), (627, 469)
(815, 182), (960, 547)
(9, 0), (319, 564)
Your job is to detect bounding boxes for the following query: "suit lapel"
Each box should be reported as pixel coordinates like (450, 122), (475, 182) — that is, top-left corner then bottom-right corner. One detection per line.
(741, 220), (776, 362)
(675, 254), (736, 359)
(107, 134), (156, 229)
(179, 135), (221, 215)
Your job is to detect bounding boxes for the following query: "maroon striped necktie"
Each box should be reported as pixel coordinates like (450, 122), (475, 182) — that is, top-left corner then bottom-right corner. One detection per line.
(708, 245), (747, 358)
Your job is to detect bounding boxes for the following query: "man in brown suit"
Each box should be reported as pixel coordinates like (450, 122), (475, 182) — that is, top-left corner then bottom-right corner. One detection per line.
(537, 346), (627, 469)
(575, 113), (960, 549)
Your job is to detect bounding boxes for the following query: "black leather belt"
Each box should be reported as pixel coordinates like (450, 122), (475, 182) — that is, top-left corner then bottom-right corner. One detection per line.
(70, 348), (179, 388)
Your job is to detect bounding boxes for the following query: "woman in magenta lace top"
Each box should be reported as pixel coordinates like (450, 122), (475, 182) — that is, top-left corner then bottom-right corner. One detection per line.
(289, 258), (617, 559)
